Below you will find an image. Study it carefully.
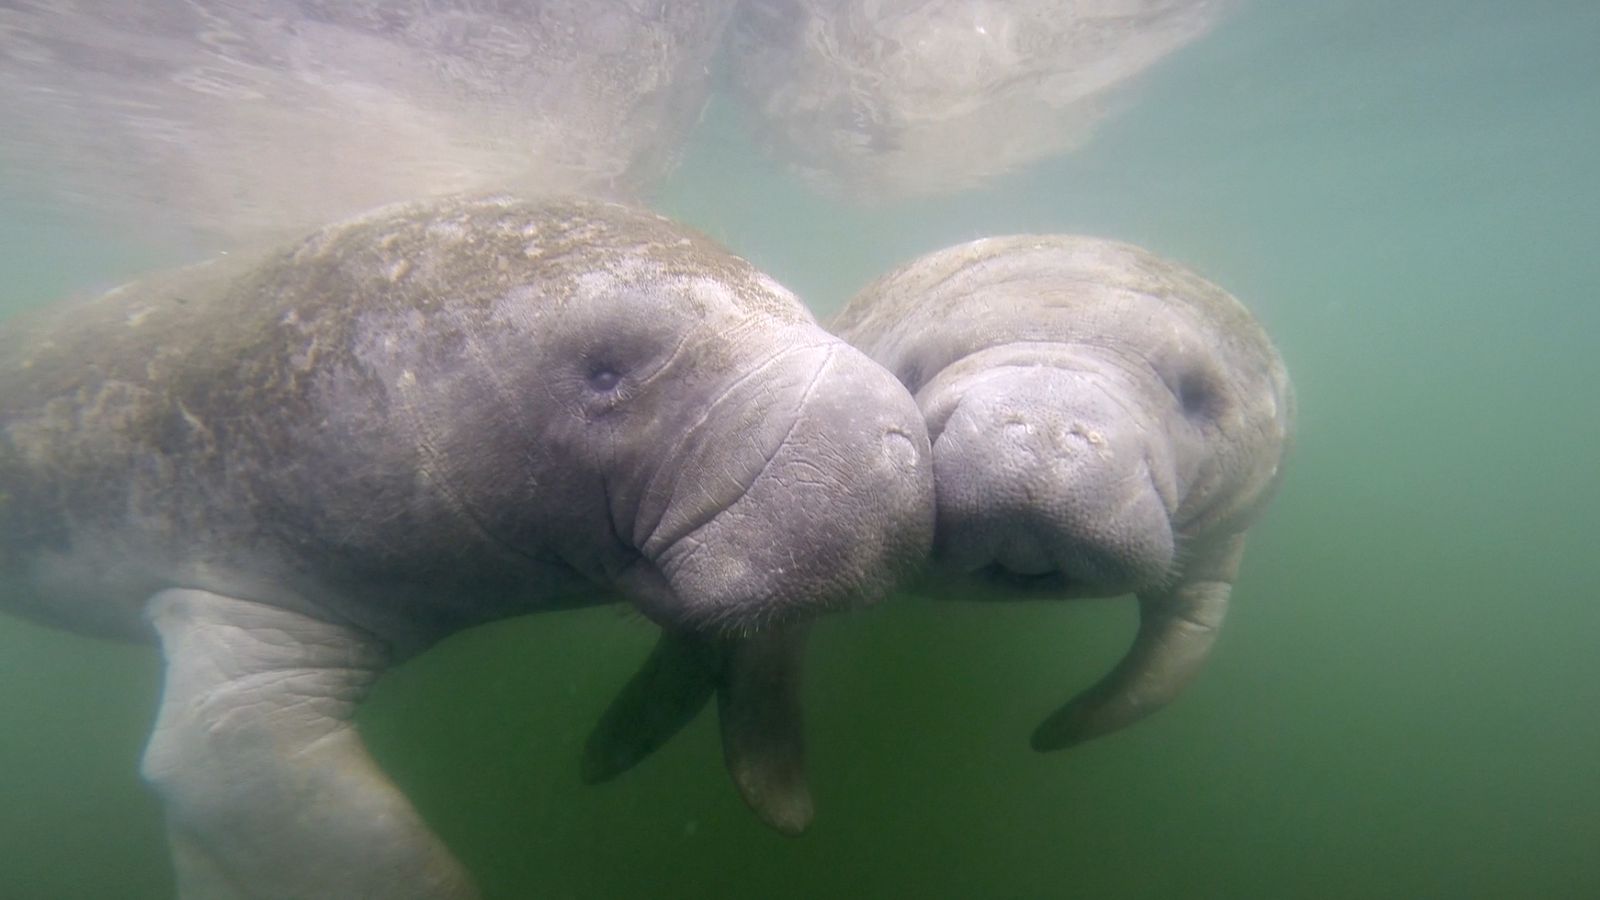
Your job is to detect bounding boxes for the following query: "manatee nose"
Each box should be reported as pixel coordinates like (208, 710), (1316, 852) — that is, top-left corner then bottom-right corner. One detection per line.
(762, 346), (935, 605)
(929, 369), (1174, 592)
(649, 342), (935, 633)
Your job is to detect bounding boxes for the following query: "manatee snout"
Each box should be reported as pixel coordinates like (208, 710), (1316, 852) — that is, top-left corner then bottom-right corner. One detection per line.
(637, 340), (935, 635)
(921, 360), (1177, 597)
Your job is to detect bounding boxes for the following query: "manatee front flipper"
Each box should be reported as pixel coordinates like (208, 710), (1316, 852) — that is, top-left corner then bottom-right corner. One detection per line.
(141, 589), (477, 900)
(583, 627), (813, 835)
(1032, 534), (1246, 751)
(581, 630), (721, 785)
(716, 627), (813, 835)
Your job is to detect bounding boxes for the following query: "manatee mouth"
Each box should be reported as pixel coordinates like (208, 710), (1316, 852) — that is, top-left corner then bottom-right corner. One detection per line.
(614, 556), (710, 633)
(975, 563), (1074, 594)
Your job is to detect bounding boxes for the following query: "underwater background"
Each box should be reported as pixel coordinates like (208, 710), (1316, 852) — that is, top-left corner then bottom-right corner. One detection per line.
(2, 1), (1598, 897)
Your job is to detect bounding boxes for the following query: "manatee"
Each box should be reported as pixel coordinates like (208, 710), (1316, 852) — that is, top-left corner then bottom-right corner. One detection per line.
(585, 233), (1291, 825)
(0, 0), (738, 248)
(0, 195), (934, 899)
(833, 234), (1294, 746)
(725, 0), (1227, 200)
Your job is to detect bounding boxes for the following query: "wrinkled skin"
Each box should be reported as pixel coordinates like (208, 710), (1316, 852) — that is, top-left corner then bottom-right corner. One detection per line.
(586, 234), (1292, 830)
(726, 0), (1227, 200)
(0, 196), (934, 898)
(0, 0), (739, 248)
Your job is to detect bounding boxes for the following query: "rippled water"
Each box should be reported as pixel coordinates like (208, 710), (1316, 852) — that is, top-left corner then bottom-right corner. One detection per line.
(3, 1), (1598, 897)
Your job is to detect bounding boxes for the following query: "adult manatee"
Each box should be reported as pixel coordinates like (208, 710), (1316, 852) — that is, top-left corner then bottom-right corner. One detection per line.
(585, 233), (1291, 824)
(0, 195), (934, 899)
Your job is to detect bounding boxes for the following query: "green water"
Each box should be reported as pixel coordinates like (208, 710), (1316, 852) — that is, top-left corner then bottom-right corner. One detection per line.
(4, 1), (1599, 897)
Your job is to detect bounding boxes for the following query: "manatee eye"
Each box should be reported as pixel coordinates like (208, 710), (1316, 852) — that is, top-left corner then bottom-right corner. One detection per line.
(1176, 369), (1222, 420)
(586, 365), (622, 392)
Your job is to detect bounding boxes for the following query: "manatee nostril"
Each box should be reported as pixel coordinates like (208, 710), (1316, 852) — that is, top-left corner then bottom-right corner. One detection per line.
(879, 427), (923, 473)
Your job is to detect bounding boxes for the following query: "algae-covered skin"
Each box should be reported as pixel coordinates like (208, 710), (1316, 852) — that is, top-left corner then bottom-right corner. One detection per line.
(0, 1), (738, 247)
(726, 0), (1228, 200)
(585, 234), (1291, 829)
(0, 195), (934, 898)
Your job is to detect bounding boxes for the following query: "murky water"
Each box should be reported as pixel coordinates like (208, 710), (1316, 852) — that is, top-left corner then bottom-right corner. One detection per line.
(3, 1), (1598, 897)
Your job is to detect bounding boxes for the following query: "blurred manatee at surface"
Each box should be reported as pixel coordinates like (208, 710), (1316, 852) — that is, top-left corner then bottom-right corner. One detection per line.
(726, 0), (1229, 200)
(0, 0), (738, 249)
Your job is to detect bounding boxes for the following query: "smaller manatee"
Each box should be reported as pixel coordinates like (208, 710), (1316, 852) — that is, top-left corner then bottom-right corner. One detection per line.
(834, 234), (1294, 748)
(584, 234), (1292, 828)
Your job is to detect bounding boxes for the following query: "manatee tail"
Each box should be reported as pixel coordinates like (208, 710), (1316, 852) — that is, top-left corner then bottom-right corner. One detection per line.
(1031, 534), (1245, 751)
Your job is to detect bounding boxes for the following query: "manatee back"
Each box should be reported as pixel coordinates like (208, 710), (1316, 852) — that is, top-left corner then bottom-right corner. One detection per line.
(2, 193), (813, 430)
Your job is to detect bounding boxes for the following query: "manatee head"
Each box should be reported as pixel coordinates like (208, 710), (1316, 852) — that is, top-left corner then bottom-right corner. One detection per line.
(284, 196), (934, 637)
(834, 234), (1292, 744)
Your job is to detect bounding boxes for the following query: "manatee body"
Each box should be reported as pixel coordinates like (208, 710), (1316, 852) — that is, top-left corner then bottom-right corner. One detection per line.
(726, 0), (1226, 200)
(584, 234), (1291, 827)
(0, 1), (737, 247)
(0, 196), (934, 898)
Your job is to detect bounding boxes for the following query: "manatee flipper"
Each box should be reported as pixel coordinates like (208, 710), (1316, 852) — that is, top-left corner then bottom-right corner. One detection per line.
(581, 630), (721, 784)
(140, 589), (478, 900)
(717, 626), (813, 836)
(1032, 534), (1246, 751)
(583, 627), (814, 835)
(165, 830), (251, 900)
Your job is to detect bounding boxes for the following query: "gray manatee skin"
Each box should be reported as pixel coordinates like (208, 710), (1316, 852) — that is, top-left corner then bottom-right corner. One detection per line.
(726, 0), (1228, 201)
(0, 1), (738, 247)
(0, 195), (934, 898)
(584, 234), (1291, 829)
